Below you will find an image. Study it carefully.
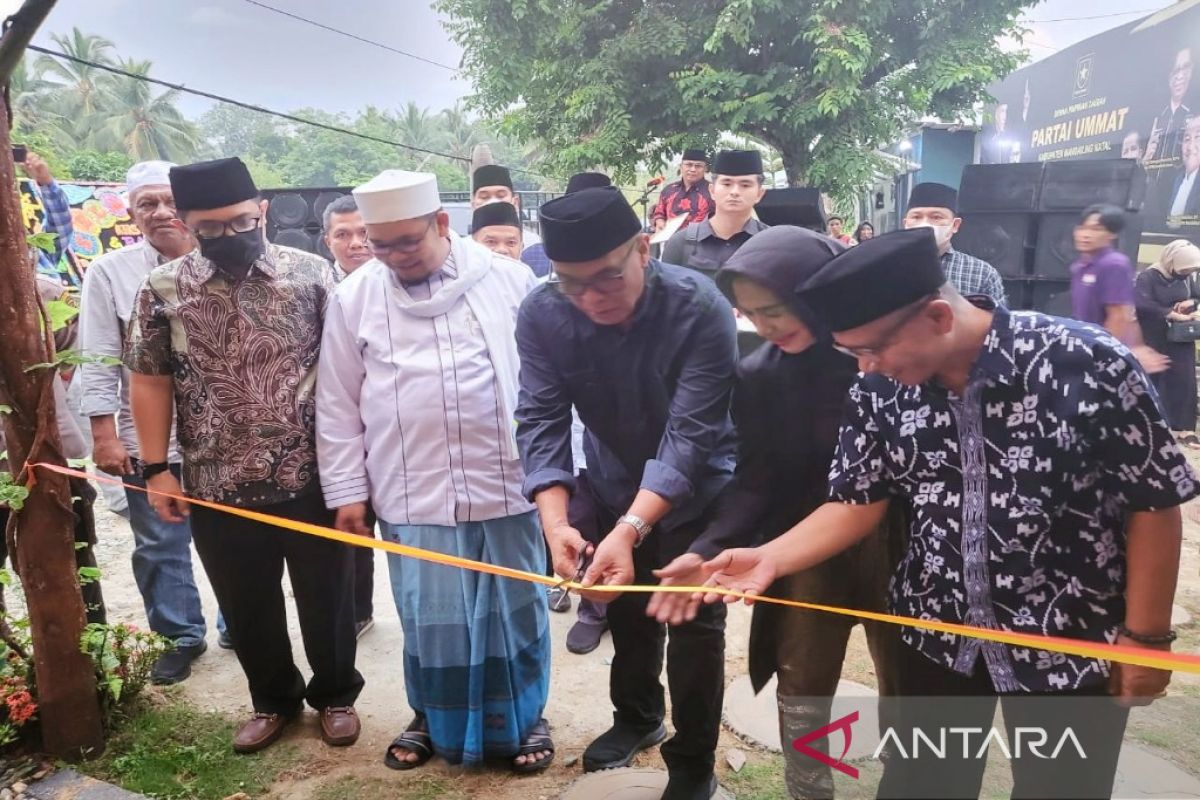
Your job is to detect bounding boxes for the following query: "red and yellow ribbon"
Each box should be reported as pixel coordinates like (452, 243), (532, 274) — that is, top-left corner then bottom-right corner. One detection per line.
(30, 462), (1200, 676)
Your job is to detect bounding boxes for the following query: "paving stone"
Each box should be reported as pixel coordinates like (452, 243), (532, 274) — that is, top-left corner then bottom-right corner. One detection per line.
(560, 768), (732, 800)
(1112, 743), (1200, 799)
(24, 770), (146, 800)
(723, 674), (879, 758)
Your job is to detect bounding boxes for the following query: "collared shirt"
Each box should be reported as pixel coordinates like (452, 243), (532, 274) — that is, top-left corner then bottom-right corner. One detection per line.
(123, 243), (334, 507)
(516, 260), (738, 533)
(317, 241), (535, 526)
(650, 179), (714, 224)
(1148, 102), (1191, 165)
(941, 247), (1007, 306)
(79, 239), (180, 461)
(661, 216), (770, 277)
(1171, 171), (1198, 217)
(35, 181), (76, 286)
(1070, 246), (1135, 325)
(829, 304), (1198, 692)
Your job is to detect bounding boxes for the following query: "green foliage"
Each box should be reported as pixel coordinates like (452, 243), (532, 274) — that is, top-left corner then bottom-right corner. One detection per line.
(83, 702), (298, 799)
(80, 622), (171, 714)
(66, 149), (135, 182)
(44, 299), (79, 333)
(438, 0), (1032, 200)
(25, 350), (122, 373)
(26, 232), (57, 255)
(0, 473), (30, 512)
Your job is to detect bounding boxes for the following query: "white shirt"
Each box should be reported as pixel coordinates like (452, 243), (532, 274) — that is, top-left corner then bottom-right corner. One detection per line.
(78, 239), (180, 461)
(1172, 171), (1198, 217)
(317, 236), (536, 525)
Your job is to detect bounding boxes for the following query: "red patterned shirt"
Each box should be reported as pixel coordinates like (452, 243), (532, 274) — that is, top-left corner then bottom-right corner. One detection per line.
(651, 178), (714, 224)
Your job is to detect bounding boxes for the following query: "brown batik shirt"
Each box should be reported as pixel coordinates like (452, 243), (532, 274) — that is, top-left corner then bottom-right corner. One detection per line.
(123, 243), (335, 507)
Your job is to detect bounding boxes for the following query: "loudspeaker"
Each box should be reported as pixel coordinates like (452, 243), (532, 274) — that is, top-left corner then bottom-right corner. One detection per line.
(953, 213), (1036, 277)
(1028, 279), (1074, 318)
(261, 187), (352, 260)
(1038, 159), (1145, 212)
(958, 163), (1045, 212)
(755, 188), (825, 230)
(1032, 213), (1142, 279)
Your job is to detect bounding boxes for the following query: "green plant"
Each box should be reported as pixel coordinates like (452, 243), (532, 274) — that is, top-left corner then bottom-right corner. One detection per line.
(80, 621), (172, 720)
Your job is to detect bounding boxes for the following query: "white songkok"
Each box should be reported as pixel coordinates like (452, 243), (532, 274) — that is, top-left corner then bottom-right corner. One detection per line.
(353, 170), (441, 224)
(125, 160), (176, 192)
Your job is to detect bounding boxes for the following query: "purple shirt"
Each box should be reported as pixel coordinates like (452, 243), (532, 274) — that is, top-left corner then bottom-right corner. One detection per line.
(1070, 246), (1135, 325)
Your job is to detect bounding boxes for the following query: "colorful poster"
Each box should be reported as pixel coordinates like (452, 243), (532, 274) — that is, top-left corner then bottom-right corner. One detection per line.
(18, 179), (141, 269)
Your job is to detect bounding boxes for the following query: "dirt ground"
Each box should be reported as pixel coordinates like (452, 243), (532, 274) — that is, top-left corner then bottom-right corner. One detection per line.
(84, 450), (1200, 799)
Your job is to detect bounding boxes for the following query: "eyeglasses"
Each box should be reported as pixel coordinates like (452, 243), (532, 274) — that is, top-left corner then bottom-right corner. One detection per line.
(368, 216), (436, 255)
(190, 215), (261, 240)
(547, 242), (637, 297)
(831, 296), (935, 359)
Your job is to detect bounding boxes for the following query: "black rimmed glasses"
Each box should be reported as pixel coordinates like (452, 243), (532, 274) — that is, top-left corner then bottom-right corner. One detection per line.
(547, 241), (638, 297)
(191, 215), (261, 240)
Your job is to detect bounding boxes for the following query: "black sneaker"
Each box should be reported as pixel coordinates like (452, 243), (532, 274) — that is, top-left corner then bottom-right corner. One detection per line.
(548, 586), (572, 613)
(663, 772), (718, 800)
(217, 629), (234, 650)
(582, 720), (667, 772)
(354, 618), (375, 640)
(566, 618), (607, 654)
(151, 640), (208, 685)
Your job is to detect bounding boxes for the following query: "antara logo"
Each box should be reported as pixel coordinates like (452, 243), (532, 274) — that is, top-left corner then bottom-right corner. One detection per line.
(793, 712), (1087, 779)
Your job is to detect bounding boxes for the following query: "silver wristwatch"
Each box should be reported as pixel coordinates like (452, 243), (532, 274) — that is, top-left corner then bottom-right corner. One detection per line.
(617, 514), (652, 547)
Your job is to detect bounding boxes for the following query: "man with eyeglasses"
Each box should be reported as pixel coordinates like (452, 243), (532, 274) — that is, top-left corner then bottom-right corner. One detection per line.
(651, 148), (714, 233)
(78, 160), (223, 684)
(516, 187), (737, 800)
(699, 227), (1194, 799)
(124, 157), (364, 755)
(317, 169), (553, 773)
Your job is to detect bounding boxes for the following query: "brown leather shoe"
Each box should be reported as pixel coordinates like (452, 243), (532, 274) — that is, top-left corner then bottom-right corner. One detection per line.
(233, 712), (292, 754)
(320, 706), (361, 747)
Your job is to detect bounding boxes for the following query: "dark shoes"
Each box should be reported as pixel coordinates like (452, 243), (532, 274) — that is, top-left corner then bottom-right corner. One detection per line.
(233, 712), (292, 754)
(548, 586), (572, 613)
(320, 706), (361, 747)
(217, 629), (235, 650)
(663, 772), (718, 800)
(150, 639), (207, 685)
(354, 617), (374, 640)
(566, 618), (608, 654)
(582, 721), (667, 772)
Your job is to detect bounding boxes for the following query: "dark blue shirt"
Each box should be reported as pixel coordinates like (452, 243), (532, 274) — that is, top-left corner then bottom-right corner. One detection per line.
(829, 305), (1198, 693)
(521, 242), (552, 278)
(516, 260), (737, 533)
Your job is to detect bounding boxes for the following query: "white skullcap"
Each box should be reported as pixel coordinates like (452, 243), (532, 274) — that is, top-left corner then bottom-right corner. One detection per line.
(353, 170), (440, 224)
(125, 160), (176, 192)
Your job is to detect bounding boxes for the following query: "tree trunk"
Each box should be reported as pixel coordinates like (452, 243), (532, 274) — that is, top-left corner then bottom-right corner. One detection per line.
(0, 102), (105, 757)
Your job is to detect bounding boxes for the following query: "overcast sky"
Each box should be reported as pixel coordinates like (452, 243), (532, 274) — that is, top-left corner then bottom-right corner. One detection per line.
(12, 0), (1181, 122)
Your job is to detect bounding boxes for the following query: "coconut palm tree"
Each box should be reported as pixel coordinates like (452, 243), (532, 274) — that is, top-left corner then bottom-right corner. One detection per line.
(34, 27), (117, 127)
(94, 58), (201, 162)
(398, 101), (438, 152)
(9, 58), (75, 152)
(437, 102), (483, 163)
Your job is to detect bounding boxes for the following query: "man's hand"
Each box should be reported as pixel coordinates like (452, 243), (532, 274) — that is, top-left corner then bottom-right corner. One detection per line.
(699, 547), (777, 606)
(647, 552), (705, 625)
(1131, 345), (1170, 375)
(146, 470), (189, 523)
(1109, 634), (1172, 707)
(92, 434), (133, 476)
(546, 523), (590, 582)
(334, 502), (372, 536)
(579, 526), (636, 602)
(21, 152), (53, 186)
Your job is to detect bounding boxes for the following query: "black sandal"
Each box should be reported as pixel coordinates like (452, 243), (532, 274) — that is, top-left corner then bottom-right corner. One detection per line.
(511, 718), (555, 774)
(384, 715), (434, 771)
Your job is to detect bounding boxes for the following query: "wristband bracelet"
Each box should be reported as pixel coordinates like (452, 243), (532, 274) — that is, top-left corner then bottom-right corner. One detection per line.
(1118, 625), (1177, 645)
(140, 461), (171, 480)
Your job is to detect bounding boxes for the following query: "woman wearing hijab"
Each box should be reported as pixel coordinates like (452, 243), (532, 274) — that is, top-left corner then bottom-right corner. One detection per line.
(853, 221), (874, 243)
(1135, 239), (1200, 447)
(648, 226), (903, 800)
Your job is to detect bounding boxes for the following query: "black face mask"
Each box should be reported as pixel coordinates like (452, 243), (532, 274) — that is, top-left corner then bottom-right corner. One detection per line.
(199, 229), (265, 280)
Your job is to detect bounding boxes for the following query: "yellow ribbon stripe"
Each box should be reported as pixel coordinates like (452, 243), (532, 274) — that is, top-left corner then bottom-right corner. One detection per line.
(32, 462), (1200, 676)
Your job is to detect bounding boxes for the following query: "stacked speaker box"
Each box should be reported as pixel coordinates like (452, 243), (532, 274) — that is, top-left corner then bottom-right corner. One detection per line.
(955, 159), (1145, 315)
(261, 187), (352, 262)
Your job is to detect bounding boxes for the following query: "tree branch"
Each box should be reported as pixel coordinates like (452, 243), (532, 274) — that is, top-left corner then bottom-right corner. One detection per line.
(0, 0), (58, 85)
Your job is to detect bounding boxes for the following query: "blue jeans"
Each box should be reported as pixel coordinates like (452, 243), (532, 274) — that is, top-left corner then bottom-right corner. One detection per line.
(124, 471), (211, 648)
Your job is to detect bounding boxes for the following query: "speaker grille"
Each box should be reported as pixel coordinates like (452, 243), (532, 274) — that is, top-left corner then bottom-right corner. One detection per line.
(959, 163), (1045, 212)
(953, 213), (1036, 277)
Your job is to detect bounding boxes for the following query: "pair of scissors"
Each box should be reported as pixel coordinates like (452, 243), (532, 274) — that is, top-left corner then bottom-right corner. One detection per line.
(553, 547), (593, 594)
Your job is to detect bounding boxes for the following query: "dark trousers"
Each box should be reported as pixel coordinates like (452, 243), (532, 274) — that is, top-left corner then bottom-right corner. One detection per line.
(877, 644), (1130, 800)
(354, 507), (377, 624)
(0, 479), (105, 625)
(573, 481), (726, 779)
(190, 491), (364, 715)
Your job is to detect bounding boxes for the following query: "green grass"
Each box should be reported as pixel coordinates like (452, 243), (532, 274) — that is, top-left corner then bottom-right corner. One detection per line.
(311, 775), (471, 800)
(82, 700), (298, 799)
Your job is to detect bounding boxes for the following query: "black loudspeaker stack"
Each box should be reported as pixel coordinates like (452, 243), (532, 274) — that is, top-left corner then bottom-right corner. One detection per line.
(261, 187), (353, 262)
(954, 160), (1144, 315)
